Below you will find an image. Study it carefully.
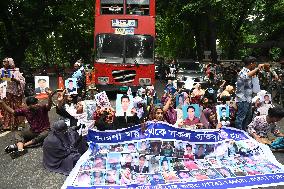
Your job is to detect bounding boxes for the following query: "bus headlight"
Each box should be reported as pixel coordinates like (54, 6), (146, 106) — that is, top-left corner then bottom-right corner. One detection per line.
(98, 77), (109, 84)
(139, 78), (151, 86)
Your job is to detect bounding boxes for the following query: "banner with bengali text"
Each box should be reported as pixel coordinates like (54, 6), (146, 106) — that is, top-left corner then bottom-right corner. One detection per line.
(62, 122), (284, 189)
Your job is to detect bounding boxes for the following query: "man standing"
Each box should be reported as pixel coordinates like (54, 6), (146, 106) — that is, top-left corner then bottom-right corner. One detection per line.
(235, 56), (264, 130)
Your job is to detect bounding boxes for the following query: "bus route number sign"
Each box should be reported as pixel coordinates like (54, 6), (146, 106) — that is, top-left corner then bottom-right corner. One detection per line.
(114, 28), (135, 35)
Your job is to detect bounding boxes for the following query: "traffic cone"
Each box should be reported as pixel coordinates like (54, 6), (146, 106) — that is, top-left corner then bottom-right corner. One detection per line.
(91, 70), (96, 84)
(86, 72), (91, 86)
(58, 76), (64, 90)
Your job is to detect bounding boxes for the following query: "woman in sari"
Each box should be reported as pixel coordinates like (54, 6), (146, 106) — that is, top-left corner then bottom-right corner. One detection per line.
(0, 58), (25, 131)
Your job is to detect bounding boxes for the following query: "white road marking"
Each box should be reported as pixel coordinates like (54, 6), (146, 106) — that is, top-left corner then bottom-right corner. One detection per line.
(0, 131), (11, 138)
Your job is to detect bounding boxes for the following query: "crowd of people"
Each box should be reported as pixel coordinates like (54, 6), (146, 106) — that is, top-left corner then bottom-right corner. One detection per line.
(0, 56), (284, 176)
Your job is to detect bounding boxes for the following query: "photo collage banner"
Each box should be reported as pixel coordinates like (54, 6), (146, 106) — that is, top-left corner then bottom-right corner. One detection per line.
(63, 122), (284, 189)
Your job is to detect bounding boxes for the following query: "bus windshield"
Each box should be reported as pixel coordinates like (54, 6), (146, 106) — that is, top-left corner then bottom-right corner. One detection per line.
(96, 34), (154, 64)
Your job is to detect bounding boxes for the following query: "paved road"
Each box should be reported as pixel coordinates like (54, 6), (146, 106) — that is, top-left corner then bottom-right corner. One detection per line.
(0, 80), (284, 189)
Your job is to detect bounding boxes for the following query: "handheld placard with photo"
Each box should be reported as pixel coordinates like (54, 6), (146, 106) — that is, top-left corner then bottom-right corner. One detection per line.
(65, 78), (78, 95)
(182, 104), (200, 119)
(216, 105), (230, 124)
(95, 91), (111, 108)
(85, 100), (97, 120)
(35, 76), (49, 94)
(0, 81), (7, 99)
(261, 94), (272, 104)
(115, 94), (134, 116)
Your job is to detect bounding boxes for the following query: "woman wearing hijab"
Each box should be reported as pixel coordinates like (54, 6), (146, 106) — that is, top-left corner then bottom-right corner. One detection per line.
(43, 120), (84, 175)
(0, 58), (25, 131)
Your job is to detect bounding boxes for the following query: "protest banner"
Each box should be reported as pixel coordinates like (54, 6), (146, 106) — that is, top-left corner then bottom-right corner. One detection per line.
(62, 122), (284, 189)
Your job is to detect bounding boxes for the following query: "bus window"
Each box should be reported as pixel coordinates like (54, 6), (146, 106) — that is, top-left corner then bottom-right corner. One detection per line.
(125, 35), (154, 64)
(96, 34), (124, 63)
(101, 0), (124, 14)
(126, 0), (149, 15)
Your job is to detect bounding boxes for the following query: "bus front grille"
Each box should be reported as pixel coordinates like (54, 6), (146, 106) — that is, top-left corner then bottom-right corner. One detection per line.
(112, 70), (136, 83)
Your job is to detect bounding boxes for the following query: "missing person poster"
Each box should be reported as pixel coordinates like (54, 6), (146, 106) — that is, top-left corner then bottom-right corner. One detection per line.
(35, 76), (49, 94)
(65, 78), (78, 95)
(62, 123), (284, 189)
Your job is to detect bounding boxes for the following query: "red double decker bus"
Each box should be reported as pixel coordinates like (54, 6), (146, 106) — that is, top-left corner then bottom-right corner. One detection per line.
(94, 0), (156, 91)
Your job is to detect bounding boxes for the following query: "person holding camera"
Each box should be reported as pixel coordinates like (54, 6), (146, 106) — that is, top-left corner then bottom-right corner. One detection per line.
(1, 89), (55, 159)
(235, 56), (265, 131)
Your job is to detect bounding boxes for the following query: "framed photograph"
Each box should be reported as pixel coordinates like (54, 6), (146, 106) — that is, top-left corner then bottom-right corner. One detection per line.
(35, 76), (49, 94)
(0, 81), (7, 99)
(65, 78), (78, 95)
(115, 94), (134, 116)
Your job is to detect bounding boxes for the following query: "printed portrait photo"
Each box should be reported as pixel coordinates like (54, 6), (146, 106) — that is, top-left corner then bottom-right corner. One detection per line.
(182, 104), (200, 120)
(35, 76), (49, 94)
(91, 171), (105, 185)
(261, 94), (272, 104)
(194, 144), (206, 159)
(76, 171), (91, 186)
(93, 155), (106, 170)
(177, 171), (195, 182)
(115, 94), (134, 116)
(120, 153), (137, 171)
(172, 158), (185, 171)
(176, 93), (184, 109)
(183, 143), (195, 160)
(204, 168), (223, 179)
(160, 141), (174, 157)
(195, 159), (212, 169)
(79, 160), (94, 171)
(182, 158), (199, 171)
(133, 155), (149, 173)
(174, 141), (185, 158)
(123, 142), (138, 153)
(159, 157), (173, 172)
(85, 100), (96, 120)
(95, 91), (111, 108)
(216, 167), (236, 178)
(148, 173), (165, 185)
(0, 81), (7, 99)
(148, 155), (160, 174)
(216, 105), (230, 123)
(149, 141), (162, 156)
(109, 144), (124, 152)
(105, 169), (119, 185)
(190, 169), (209, 181)
(133, 173), (149, 185)
(98, 144), (110, 155)
(107, 153), (122, 170)
(162, 171), (179, 183)
(137, 141), (150, 154)
(65, 78), (77, 95)
(120, 168), (133, 185)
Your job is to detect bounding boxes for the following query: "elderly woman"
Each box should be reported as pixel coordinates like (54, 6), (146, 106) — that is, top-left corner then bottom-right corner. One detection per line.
(0, 58), (25, 131)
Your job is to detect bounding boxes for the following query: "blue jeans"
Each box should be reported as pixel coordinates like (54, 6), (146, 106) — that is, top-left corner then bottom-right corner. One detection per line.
(235, 101), (252, 130)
